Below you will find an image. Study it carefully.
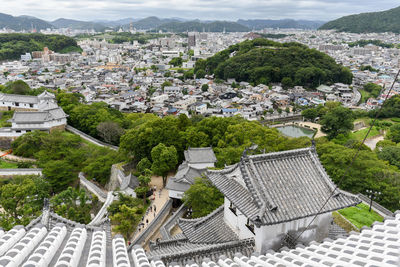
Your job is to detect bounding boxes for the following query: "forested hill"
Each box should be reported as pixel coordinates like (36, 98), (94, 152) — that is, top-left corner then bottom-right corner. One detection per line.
(193, 38), (352, 88)
(0, 13), (53, 31)
(319, 6), (400, 33)
(0, 33), (82, 61)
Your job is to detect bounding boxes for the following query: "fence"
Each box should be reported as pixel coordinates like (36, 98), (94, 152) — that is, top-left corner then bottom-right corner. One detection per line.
(0, 168), (42, 176)
(357, 193), (394, 217)
(66, 125), (118, 151)
(130, 199), (173, 248)
(160, 204), (187, 239)
(79, 172), (108, 202)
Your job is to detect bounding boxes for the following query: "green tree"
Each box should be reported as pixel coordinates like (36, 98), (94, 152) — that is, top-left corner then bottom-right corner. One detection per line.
(321, 106), (354, 139)
(201, 84), (209, 92)
(302, 108), (319, 122)
(161, 81), (172, 89)
(50, 187), (91, 224)
(42, 160), (77, 193)
(151, 143), (178, 187)
(169, 57), (183, 67)
(110, 204), (141, 240)
(0, 176), (50, 229)
(386, 124), (400, 143)
(135, 169), (152, 204)
(96, 121), (125, 145)
(196, 69), (206, 79)
(183, 177), (224, 218)
(377, 146), (400, 169)
(136, 158), (152, 174)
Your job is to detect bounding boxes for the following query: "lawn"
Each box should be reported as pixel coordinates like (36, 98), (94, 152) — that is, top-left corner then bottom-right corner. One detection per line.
(338, 203), (383, 229)
(350, 126), (381, 140)
(0, 160), (18, 169)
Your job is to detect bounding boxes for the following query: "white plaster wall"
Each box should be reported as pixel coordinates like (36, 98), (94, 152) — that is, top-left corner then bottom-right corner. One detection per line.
(169, 189), (184, 199)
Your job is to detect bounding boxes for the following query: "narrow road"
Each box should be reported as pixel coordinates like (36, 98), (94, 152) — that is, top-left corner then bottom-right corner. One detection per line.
(364, 135), (384, 150)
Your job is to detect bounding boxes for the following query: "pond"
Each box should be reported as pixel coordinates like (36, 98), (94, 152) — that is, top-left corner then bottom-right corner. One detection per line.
(276, 125), (315, 138)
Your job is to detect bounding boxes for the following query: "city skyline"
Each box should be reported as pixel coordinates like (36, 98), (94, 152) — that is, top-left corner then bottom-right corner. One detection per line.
(0, 0), (399, 22)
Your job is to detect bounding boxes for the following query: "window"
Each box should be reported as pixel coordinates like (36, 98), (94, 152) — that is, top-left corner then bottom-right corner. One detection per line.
(15, 102), (19, 107)
(246, 218), (255, 235)
(229, 201), (237, 216)
(16, 130), (21, 133)
(29, 104), (33, 108)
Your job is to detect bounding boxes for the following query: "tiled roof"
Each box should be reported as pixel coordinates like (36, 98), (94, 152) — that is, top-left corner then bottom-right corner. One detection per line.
(206, 147), (360, 226)
(179, 205), (238, 244)
(184, 147), (217, 164)
(0, 93), (38, 104)
(12, 108), (67, 123)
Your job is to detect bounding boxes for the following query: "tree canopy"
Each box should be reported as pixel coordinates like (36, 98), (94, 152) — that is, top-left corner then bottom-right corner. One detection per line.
(183, 177), (224, 218)
(194, 38), (352, 88)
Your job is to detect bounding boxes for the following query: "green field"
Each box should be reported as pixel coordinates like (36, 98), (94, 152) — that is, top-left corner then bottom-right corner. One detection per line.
(338, 203), (383, 229)
(359, 89), (372, 104)
(350, 126), (381, 140)
(0, 160), (18, 169)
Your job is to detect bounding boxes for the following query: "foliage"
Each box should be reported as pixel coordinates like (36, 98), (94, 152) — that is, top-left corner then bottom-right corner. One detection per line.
(386, 123), (400, 143)
(194, 38), (352, 88)
(321, 106), (354, 139)
(12, 130), (124, 191)
(349, 127), (380, 141)
(316, 140), (400, 211)
(135, 169), (152, 203)
(319, 6), (400, 33)
(338, 203), (383, 229)
(0, 33), (81, 60)
(161, 81), (172, 89)
(151, 143), (178, 187)
(0, 81), (50, 96)
(169, 57), (183, 67)
(50, 187), (91, 224)
(301, 108), (319, 121)
(183, 177), (224, 218)
(348, 40), (394, 48)
(360, 65), (379, 72)
(108, 193), (148, 240)
(363, 83), (382, 98)
(136, 158), (152, 174)
(120, 115), (311, 168)
(96, 121), (125, 145)
(201, 84), (209, 92)
(0, 176), (49, 230)
(0, 160), (18, 169)
(377, 146), (400, 169)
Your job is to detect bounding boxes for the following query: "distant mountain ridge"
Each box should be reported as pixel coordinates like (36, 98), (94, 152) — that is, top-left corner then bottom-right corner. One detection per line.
(237, 19), (325, 30)
(0, 12), (324, 32)
(50, 18), (107, 32)
(319, 6), (400, 33)
(0, 13), (53, 31)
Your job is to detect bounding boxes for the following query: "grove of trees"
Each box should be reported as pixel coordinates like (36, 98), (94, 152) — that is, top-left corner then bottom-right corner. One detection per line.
(0, 33), (82, 60)
(194, 38), (353, 88)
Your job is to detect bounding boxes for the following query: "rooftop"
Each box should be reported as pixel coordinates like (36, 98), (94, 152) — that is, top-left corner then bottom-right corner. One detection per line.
(206, 146), (360, 226)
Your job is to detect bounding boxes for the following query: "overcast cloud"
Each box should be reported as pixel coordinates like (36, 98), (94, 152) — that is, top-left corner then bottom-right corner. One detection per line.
(0, 0), (398, 22)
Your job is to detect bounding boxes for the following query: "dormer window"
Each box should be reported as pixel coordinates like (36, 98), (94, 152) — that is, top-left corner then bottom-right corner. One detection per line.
(229, 201), (237, 216)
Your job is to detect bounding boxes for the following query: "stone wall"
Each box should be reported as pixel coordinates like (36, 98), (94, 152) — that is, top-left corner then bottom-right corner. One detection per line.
(105, 163), (122, 191)
(0, 107), (38, 112)
(50, 124), (66, 132)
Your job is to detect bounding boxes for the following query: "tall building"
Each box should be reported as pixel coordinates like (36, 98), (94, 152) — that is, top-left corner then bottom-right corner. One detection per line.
(188, 34), (196, 47)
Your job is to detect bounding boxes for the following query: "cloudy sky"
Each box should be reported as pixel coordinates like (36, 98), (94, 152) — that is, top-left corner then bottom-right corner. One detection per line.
(1, 0), (399, 22)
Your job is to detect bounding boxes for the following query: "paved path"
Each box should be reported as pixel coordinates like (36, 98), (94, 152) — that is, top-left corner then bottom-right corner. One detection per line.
(0, 150), (36, 162)
(132, 175), (170, 240)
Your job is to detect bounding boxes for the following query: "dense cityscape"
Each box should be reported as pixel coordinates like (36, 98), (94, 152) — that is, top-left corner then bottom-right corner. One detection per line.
(0, 2), (398, 267)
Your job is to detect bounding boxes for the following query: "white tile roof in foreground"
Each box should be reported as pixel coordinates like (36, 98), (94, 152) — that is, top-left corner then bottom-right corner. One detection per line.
(0, 210), (396, 266)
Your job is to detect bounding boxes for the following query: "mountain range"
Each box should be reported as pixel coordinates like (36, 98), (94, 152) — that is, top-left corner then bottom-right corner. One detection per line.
(319, 6), (400, 33)
(0, 12), (326, 32)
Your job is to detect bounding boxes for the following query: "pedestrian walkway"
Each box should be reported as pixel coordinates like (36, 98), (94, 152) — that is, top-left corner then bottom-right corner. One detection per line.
(132, 174), (171, 240)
